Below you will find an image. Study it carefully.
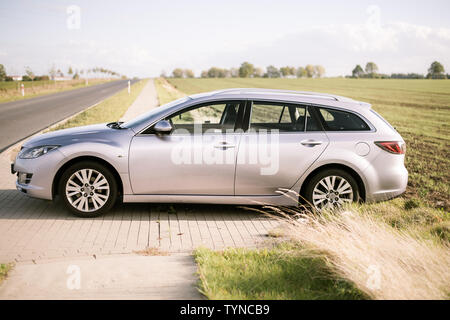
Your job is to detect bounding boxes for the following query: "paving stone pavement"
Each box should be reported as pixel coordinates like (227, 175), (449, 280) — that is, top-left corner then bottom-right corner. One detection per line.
(0, 153), (278, 263)
(0, 78), (278, 264)
(0, 78), (280, 300)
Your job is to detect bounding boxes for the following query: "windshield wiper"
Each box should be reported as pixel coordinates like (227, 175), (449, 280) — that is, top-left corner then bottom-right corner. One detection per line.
(107, 121), (124, 129)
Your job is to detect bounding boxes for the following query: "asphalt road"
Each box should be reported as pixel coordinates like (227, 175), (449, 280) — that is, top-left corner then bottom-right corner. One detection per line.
(0, 79), (136, 152)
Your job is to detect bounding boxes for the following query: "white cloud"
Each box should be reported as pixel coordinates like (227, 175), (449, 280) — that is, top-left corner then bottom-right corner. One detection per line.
(211, 11), (450, 76)
(2, 4), (449, 77)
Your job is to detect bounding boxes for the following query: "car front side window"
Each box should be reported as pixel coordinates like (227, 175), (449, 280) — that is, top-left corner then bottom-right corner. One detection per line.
(167, 101), (242, 134)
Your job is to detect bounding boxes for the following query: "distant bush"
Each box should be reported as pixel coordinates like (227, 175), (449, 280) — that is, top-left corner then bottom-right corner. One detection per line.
(34, 75), (50, 81)
(184, 69), (194, 78)
(264, 65), (281, 78)
(427, 61), (446, 79)
(172, 68), (195, 78)
(22, 75), (32, 81)
(239, 62), (254, 78)
(208, 67), (228, 78)
(426, 73), (447, 79)
(171, 62), (325, 79)
(347, 73), (425, 79)
(391, 73), (425, 79)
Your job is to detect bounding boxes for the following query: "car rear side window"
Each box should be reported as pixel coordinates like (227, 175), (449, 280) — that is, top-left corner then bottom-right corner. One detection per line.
(318, 108), (370, 131)
(250, 102), (307, 132)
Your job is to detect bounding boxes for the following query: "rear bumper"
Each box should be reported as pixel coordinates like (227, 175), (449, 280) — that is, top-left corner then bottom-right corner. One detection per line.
(365, 165), (408, 202)
(369, 186), (407, 202)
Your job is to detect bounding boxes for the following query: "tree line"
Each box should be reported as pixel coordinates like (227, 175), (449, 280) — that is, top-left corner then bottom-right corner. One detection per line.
(0, 64), (126, 82)
(168, 62), (326, 79)
(167, 61), (448, 80)
(350, 61), (447, 79)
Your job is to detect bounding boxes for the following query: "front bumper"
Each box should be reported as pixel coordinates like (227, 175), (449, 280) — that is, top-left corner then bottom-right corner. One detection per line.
(12, 149), (66, 200)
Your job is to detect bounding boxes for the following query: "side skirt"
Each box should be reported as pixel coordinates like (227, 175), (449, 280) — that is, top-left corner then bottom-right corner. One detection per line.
(123, 193), (297, 206)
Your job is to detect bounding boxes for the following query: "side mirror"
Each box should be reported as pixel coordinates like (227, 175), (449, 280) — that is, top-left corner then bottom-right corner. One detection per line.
(153, 120), (173, 134)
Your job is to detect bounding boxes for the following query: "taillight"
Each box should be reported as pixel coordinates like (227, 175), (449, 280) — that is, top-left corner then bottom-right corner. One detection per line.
(375, 141), (406, 154)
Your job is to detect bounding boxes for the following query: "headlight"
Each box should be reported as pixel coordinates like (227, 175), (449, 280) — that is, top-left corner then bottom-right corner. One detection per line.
(18, 145), (60, 159)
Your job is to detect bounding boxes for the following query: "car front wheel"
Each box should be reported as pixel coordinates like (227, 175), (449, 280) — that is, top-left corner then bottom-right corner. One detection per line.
(59, 161), (117, 217)
(304, 169), (360, 210)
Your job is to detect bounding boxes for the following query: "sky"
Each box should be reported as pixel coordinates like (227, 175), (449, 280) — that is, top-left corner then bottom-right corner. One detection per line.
(0, 0), (449, 77)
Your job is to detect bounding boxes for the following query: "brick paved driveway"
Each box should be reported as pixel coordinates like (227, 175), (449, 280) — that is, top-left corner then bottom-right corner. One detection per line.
(0, 156), (278, 263)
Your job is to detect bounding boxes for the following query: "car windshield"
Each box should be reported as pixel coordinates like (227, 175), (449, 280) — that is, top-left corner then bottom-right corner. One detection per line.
(121, 96), (190, 129)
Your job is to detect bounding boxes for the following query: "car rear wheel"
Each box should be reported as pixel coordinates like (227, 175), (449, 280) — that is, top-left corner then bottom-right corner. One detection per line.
(59, 161), (117, 217)
(304, 169), (360, 210)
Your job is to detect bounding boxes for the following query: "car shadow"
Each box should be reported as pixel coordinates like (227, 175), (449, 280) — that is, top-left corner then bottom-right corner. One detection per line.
(0, 189), (272, 221)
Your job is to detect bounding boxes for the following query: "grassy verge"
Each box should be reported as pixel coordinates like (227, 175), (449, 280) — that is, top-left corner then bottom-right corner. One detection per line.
(154, 78), (186, 105)
(269, 207), (450, 299)
(357, 198), (449, 243)
(0, 263), (13, 284)
(194, 244), (365, 300)
(50, 79), (148, 131)
(0, 79), (113, 104)
(195, 201), (449, 300)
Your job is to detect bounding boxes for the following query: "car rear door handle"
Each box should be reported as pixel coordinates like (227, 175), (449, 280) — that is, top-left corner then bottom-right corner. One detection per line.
(214, 141), (236, 149)
(301, 139), (323, 146)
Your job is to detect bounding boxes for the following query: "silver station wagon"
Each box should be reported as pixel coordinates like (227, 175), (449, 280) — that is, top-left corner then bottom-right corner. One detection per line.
(12, 88), (408, 217)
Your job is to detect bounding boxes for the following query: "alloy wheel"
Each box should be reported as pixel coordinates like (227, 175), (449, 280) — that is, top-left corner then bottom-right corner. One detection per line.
(312, 175), (354, 209)
(65, 168), (110, 212)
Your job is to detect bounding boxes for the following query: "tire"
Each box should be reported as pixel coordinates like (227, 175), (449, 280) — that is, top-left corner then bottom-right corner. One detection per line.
(304, 169), (360, 211)
(59, 161), (118, 218)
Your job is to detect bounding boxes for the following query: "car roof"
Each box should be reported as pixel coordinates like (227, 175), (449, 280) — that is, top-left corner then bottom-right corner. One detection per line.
(188, 88), (372, 111)
(124, 88), (373, 133)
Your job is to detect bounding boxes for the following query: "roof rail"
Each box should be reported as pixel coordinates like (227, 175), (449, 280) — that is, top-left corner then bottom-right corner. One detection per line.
(211, 88), (355, 102)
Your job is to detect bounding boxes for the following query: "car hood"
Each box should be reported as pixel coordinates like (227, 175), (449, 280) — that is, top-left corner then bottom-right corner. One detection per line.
(23, 123), (122, 148)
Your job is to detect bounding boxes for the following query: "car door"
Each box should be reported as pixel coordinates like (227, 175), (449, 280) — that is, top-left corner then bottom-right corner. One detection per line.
(235, 101), (329, 195)
(129, 100), (245, 195)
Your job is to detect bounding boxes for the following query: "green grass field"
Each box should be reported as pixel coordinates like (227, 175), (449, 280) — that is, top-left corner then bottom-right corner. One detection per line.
(165, 78), (450, 211)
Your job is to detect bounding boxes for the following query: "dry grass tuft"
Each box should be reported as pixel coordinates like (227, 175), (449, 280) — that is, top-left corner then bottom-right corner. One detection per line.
(134, 247), (169, 256)
(269, 207), (450, 300)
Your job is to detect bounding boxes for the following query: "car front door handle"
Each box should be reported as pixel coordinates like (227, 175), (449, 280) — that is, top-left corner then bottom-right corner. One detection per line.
(214, 142), (236, 149)
(301, 139), (323, 146)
